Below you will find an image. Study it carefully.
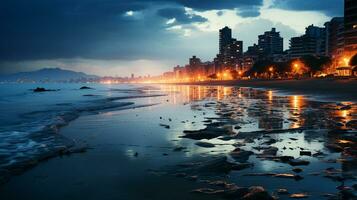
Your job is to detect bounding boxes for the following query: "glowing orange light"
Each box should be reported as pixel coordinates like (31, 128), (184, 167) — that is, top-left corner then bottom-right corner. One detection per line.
(343, 57), (350, 66)
(268, 90), (273, 101)
(269, 66), (274, 72)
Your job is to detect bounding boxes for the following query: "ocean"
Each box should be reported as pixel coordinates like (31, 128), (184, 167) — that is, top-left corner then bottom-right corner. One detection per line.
(0, 83), (162, 179)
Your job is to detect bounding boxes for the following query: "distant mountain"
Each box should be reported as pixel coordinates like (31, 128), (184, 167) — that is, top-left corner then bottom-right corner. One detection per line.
(0, 68), (99, 82)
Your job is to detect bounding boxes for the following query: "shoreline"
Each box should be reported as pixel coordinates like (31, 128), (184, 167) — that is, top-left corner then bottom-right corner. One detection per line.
(0, 84), (166, 185)
(0, 84), (356, 199)
(168, 78), (357, 102)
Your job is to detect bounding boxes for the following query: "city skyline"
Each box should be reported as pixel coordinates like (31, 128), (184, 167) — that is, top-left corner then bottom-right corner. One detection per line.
(0, 0), (344, 76)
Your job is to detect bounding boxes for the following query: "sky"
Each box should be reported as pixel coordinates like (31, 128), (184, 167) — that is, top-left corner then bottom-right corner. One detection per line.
(0, 0), (343, 76)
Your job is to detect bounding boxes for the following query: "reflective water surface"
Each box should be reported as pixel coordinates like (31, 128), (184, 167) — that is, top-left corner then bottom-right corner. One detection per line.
(0, 84), (356, 200)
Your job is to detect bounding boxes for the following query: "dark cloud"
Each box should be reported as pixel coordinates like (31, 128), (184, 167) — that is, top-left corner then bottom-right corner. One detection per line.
(216, 11), (224, 16)
(172, 0), (263, 11)
(0, 0), (172, 61)
(272, 0), (343, 16)
(0, 0), (264, 62)
(237, 6), (261, 18)
(157, 7), (207, 24)
(1, 0), (340, 67)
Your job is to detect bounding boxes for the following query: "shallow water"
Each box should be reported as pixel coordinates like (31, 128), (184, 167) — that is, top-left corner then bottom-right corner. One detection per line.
(0, 83), (164, 180)
(0, 84), (356, 199)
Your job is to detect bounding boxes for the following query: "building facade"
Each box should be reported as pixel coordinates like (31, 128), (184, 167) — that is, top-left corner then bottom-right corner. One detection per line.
(289, 25), (326, 58)
(344, 0), (357, 57)
(219, 26), (232, 55)
(258, 28), (284, 56)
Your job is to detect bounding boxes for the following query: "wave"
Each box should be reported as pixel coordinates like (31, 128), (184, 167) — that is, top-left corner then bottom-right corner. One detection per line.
(0, 91), (166, 184)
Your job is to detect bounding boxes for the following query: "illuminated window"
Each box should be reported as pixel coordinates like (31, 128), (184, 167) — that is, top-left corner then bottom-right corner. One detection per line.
(353, 24), (357, 29)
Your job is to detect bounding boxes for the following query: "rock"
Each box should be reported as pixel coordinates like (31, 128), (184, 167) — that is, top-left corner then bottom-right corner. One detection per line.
(276, 188), (289, 194)
(234, 125), (242, 130)
(173, 146), (186, 152)
(263, 139), (277, 145)
(33, 87), (58, 92)
(300, 151), (312, 156)
(242, 186), (275, 200)
(292, 168), (303, 173)
(159, 124), (170, 129)
(289, 159), (310, 166)
(326, 144), (344, 152)
(289, 193), (309, 198)
(80, 86), (92, 89)
(192, 188), (225, 195)
(231, 163), (253, 171)
(230, 148), (253, 163)
(195, 142), (215, 148)
(312, 151), (325, 157)
(346, 120), (357, 129)
(278, 156), (295, 162)
(134, 152), (138, 157)
(182, 127), (230, 140)
(262, 147), (279, 156)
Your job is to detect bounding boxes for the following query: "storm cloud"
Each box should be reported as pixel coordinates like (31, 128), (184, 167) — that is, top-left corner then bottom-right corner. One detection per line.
(0, 0), (343, 75)
(272, 0), (343, 16)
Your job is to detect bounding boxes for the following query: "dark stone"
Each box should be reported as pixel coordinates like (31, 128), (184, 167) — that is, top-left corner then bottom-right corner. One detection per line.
(230, 148), (253, 163)
(346, 120), (357, 129)
(242, 186), (275, 200)
(173, 146), (186, 152)
(195, 142), (215, 148)
(292, 168), (303, 173)
(33, 87), (58, 92)
(288, 159), (310, 166)
(300, 151), (312, 156)
(80, 86), (92, 89)
(159, 124), (170, 129)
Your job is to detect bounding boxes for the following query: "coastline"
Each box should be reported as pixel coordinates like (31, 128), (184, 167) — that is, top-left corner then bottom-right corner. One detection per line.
(1, 84), (356, 200)
(170, 78), (357, 102)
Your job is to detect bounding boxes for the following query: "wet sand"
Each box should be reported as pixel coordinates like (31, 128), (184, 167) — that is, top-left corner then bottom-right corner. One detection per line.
(0, 85), (356, 200)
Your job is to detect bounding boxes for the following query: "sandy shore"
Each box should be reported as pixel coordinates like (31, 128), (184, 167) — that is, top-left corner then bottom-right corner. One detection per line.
(177, 78), (357, 102)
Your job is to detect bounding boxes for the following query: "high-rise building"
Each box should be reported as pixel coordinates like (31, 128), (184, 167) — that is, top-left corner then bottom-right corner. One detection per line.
(325, 17), (344, 58)
(325, 17), (344, 70)
(258, 28), (284, 56)
(219, 26), (232, 55)
(289, 25), (326, 58)
(187, 56), (204, 78)
(344, 0), (357, 56)
(217, 26), (243, 72)
(222, 39), (243, 66)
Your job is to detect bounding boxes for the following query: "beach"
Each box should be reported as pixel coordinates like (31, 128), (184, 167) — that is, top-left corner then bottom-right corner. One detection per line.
(0, 83), (356, 200)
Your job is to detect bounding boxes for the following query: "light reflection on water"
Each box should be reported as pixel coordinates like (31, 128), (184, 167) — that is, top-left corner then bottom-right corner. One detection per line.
(153, 85), (357, 161)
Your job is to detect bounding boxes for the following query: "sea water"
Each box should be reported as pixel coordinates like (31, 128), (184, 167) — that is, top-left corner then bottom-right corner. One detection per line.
(0, 83), (160, 177)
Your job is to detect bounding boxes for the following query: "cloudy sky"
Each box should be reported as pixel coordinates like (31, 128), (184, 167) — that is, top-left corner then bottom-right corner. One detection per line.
(0, 0), (343, 76)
